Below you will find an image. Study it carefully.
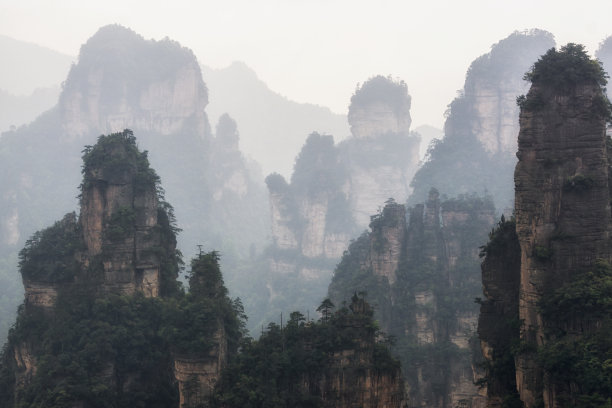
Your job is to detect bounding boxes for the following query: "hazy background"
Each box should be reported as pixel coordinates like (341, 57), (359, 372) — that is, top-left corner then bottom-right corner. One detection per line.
(2, 0), (611, 132)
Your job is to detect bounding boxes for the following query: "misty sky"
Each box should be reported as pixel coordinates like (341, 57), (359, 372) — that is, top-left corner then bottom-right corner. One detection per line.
(2, 0), (612, 129)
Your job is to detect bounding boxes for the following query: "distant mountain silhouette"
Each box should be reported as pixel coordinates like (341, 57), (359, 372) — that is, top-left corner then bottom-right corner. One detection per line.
(202, 62), (350, 177)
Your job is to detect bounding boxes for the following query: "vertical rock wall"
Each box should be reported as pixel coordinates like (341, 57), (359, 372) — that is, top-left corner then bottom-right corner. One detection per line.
(479, 45), (612, 408)
(514, 81), (611, 406)
(329, 192), (495, 408)
(80, 133), (162, 296)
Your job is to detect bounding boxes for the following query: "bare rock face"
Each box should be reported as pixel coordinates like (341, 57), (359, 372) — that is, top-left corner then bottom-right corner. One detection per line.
(329, 192), (495, 408)
(514, 63), (611, 407)
(80, 130), (163, 296)
(348, 161), (418, 227)
(258, 133), (355, 327)
(349, 100), (411, 139)
(409, 30), (555, 211)
(59, 25), (209, 141)
(344, 76), (420, 227)
(478, 44), (612, 408)
(174, 327), (228, 407)
(366, 201), (406, 285)
(466, 74), (527, 155)
(259, 77), (419, 330)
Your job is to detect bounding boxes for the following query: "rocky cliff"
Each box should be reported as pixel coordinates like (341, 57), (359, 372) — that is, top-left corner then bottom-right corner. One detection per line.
(0, 131), (244, 408)
(329, 191), (495, 408)
(59, 25), (209, 141)
(242, 133), (353, 330)
(0, 24), (268, 342)
(251, 76), (419, 333)
(344, 75), (420, 226)
(410, 29), (555, 211)
(477, 218), (522, 407)
(478, 44), (612, 407)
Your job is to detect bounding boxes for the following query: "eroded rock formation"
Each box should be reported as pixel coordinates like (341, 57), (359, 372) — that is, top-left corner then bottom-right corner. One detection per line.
(344, 75), (420, 226)
(0, 131), (240, 408)
(329, 191), (495, 408)
(478, 44), (612, 408)
(410, 29), (555, 210)
(0, 24), (268, 343)
(256, 76), (419, 332)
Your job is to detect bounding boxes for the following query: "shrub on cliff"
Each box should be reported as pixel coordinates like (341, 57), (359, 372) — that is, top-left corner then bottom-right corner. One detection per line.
(524, 43), (608, 89)
(211, 295), (400, 407)
(349, 75), (411, 116)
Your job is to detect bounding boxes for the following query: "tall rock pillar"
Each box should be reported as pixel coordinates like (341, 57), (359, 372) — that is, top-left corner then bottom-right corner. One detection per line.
(513, 45), (612, 406)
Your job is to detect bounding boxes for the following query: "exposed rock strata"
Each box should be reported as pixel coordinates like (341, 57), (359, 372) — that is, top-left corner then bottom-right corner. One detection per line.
(478, 45), (612, 408)
(329, 191), (495, 408)
(261, 76), (419, 331)
(514, 78), (611, 407)
(0, 26), (269, 346)
(174, 327), (228, 407)
(409, 30), (555, 210)
(1, 132), (235, 408)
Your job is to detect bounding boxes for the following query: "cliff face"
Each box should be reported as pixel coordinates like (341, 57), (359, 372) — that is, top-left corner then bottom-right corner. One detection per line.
(80, 132), (163, 296)
(174, 327), (228, 407)
(253, 133), (353, 329)
(410, 29), (555, 211)
(60, 25), (208, 141)
(255, 76), (419, 332)
(514, 52), (611, 407)
(0, 132), (243, 408)
(349, 100), (411, 139)
(329, 192), (495, 408)
(344, 76), (420, 226)
(0, 24), (269, 342)
(478, 44), (612, 408)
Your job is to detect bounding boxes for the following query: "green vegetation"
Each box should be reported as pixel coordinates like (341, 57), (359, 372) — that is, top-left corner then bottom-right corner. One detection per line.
(329, 195), (494, 404)
(161, 252), (246, 357)
(479, 214), (516, 258)
(409, 97), (516, 210)
(211, 295), (400, 408)
(105, 206), (136, 241)
(80, 129), (160, 195)
(524, 43), (608, 89)
(518, 43), (612, 121)
(349, 75), (410, 116)
(410, 30), (554, 212)
(61, 24), (203, 113)
(18, 213), (84, 283)
(466, 29), (555, 87)
(537, 259), (612, 406)
(290, 132), (347, 197)
(1, 249), (246, 408)
(477, 216), (522, 406)
(563, 174), (595, 193)
(0, 131), (247, 407)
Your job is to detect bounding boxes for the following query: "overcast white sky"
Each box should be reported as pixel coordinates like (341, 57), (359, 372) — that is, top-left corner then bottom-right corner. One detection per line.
(2, 0), (612, 129)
